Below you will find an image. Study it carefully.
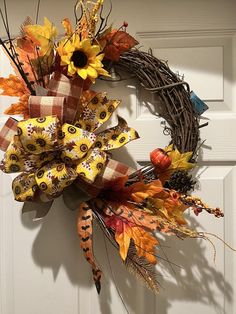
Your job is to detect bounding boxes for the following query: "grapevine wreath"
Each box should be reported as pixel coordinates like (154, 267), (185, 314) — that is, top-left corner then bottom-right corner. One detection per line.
(0, 0), (231, 296)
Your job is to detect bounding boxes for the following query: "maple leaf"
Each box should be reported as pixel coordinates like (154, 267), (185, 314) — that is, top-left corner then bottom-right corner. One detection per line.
(131, 227), (158, 264)
(106, 216), (158, 263)
(100, 29), (139, 62)
(115, 222), (158, 263)
(4, 95), (30, 119)
(152, 190), (188, 225)
(0, 74), (27, 96)
(165, 144), (195, 171)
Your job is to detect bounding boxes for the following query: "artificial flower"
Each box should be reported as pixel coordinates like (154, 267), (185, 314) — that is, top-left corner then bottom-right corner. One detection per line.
(57, 34), (109, 82)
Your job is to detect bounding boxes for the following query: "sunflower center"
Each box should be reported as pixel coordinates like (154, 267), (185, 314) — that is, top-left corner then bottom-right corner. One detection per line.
(71, 50), (88, 68)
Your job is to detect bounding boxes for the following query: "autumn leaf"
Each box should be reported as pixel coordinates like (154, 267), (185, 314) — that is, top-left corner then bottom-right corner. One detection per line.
(111, 216), (158, 263)
(157, 145), (196, 183)
(0, 75), (30, 118)
(165, 144), (195, 171)
(100, 29), (139, 62)
(130, 179), (163, 203)
(115, 222), (132, 260)
(62, 18), (73, 36)
(0, 74), (27, 96)
(152, 190), (188, 225)
(24, 17), (57, 56)
(131, 227), (158, 264)
(4, 95), (30, 119)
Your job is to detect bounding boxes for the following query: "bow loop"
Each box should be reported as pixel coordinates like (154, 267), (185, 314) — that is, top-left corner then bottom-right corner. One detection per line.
(1, 115), (108, 201)
(35, 161), (78, 196)
(17, 116), (59, 154)
(59, 123), (97, 163)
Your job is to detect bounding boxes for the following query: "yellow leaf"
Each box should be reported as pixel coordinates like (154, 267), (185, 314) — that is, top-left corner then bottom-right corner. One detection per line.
(165, 144), (195, 171)
(24, 17), (57, 55)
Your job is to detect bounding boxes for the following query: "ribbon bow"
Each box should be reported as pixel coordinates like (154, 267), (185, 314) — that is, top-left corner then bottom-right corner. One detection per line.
(0, 76), (139, 202)
(1, 115), (108, 201)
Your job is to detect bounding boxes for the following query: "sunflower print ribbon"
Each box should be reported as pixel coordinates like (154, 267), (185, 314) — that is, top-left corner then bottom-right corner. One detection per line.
(0, 108), (138, 202)
(0, 115), (107, 201)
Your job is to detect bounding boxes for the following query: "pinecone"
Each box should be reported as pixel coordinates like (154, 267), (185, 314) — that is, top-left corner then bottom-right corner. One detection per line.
(165, 170), (196, 194)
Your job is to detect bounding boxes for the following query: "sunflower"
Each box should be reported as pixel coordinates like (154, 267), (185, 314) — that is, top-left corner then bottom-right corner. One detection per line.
(31, 132), (53, 154)
(2, 144), (24, 173)
(57, 34), (109, 82)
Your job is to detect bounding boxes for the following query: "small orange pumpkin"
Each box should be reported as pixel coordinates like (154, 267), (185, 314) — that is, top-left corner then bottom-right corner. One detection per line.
(150, 148), (172, 170)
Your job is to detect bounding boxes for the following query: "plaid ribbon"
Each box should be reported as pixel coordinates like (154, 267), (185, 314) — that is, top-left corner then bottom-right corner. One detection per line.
(29, 96), (66, 122)
(75, 159), (135, 197)
(47, 72), (83, 123)
(0, 72), (137, 205)
(0, 117), (18, 151)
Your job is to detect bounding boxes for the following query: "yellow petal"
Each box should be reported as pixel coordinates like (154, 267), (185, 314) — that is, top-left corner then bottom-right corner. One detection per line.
(97, 67), (110, 77)
(77, 68), (88, 80)
(60, 55), (71, 65)
(81, 39), (92, 51)
(96, 53), (105, 61)
(88, 45), (100, 56)
(68, 63), (76, 75)
(87, 66), (98, 79)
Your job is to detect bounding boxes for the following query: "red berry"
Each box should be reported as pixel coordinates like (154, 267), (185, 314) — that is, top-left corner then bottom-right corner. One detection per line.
(123, 21), (128, 27)
(150, 148), (172, 170)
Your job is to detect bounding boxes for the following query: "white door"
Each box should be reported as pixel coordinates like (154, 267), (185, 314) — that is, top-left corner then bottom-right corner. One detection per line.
(0, 1), (236, 313)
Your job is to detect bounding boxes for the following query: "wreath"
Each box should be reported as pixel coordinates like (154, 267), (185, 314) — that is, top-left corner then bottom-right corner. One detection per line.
(0, 0), (229, 296)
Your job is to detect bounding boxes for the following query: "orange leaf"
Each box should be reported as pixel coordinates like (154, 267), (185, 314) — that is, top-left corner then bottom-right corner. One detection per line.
(4, 97), (30, 119)
(101, 30), (139, 62)
(114, 222), (158, 264)
(0, 76), (30, 118)
(0, 74), (28, 96)
(130, 179), (163, 203)
(62, 18), (73, 36)
(115, 224), (132, 260)
(131, 227), (158, 264)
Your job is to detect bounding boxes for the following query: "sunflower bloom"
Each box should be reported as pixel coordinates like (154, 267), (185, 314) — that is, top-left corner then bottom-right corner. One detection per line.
(57, 34), (109, 82)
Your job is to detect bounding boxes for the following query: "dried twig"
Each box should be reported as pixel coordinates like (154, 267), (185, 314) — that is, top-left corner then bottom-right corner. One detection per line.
(118, 50), (200, 156)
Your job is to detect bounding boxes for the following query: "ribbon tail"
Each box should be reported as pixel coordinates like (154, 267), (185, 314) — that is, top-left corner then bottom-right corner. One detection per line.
(77, 202), (102, 293)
